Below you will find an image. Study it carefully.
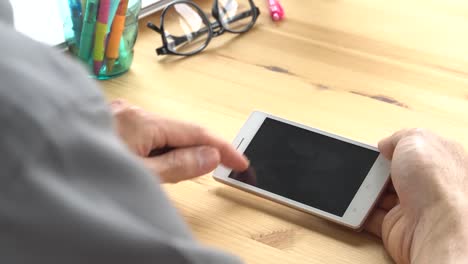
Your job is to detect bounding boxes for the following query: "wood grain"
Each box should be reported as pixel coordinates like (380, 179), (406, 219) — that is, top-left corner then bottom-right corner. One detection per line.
(101, 0), (468, 263)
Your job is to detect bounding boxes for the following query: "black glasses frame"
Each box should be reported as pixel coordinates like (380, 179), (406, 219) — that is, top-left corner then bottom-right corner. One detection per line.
(147, 0), (260, 56)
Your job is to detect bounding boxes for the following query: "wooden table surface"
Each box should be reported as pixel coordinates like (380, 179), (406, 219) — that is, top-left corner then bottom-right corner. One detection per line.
(101, 0), (468, 263)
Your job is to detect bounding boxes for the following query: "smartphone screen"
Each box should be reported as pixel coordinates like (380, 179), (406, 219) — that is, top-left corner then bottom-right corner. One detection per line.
(229, 118), (379, 217)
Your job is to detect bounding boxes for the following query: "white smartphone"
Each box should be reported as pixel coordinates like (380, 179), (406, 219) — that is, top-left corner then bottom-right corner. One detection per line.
(213, 111), (391, 230)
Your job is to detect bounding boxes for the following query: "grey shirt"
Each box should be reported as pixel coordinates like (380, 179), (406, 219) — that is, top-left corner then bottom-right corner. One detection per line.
(0, 1), (241, 263)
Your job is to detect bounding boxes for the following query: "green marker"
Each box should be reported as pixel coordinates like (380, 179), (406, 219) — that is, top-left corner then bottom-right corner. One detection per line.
(78, 0), (99, 61)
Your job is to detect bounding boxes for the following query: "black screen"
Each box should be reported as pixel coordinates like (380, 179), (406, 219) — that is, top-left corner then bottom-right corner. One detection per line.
(229, 118), (379, 217)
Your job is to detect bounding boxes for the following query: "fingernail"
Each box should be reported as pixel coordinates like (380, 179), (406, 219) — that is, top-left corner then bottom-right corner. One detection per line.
(243, 155), (250, 166)
(197, 147), (220, 171)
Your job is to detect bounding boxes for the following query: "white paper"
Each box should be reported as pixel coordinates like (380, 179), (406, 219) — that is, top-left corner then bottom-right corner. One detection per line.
(10, 0), (65, 46)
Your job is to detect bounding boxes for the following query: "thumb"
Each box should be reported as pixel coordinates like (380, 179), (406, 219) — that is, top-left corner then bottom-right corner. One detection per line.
(378, 129), (411, 160)
(378, 128), (427, 160)
(144, 146), (221, 183)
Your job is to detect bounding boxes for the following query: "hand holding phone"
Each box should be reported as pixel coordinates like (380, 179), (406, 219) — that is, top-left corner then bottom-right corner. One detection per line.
(214, 111), (390, 229)
(370, 129), (468, 264)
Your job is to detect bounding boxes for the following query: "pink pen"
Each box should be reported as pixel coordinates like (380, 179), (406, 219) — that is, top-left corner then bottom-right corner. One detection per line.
(268, 0), (284, 21)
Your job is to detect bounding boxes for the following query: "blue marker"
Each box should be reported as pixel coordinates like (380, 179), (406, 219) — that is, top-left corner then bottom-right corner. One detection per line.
(68, 0), (83, 44)
(78, 0), (99, 61)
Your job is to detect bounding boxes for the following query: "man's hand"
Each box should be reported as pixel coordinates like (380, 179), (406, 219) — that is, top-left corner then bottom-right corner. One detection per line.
(110, 99), (249, 183)
(365, 129), (468, 264)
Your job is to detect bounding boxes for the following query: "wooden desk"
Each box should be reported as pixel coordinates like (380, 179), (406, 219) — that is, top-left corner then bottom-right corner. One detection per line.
(101, 0), (468, 263)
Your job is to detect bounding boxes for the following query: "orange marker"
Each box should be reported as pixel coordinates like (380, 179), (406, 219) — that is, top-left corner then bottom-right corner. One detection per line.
(106, 0), (129, 73)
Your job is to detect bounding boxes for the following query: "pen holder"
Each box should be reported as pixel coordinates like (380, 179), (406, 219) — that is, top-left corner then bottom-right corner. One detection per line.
(60, 0), (141, 80)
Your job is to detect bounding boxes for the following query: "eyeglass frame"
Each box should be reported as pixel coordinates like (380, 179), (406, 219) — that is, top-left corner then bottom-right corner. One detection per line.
(147, 0), (261, 56)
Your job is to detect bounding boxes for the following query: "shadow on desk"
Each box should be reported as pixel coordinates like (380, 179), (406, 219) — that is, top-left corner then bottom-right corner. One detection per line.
(213, 186), (381, 248)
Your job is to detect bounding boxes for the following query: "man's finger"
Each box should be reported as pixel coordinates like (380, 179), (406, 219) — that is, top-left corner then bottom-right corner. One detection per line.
(364, 208), (387, 238)
(144, 146), (221, 183)
(154, 118), (249, 171)
(378, 128), (429, 160)
(378, 193), (399, 211)
(378, 129), (410, 160)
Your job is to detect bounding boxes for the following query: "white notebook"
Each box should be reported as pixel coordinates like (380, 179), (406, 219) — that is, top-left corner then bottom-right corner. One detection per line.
(141, 0), (174, 18)
(11, 0), (65, 48)
(10, 0), (173, 48)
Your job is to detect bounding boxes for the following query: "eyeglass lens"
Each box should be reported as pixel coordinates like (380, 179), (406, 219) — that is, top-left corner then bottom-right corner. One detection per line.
(162, 0), (256, 55)
(163, 3), (211, 54)
(217, 0), (255, 32)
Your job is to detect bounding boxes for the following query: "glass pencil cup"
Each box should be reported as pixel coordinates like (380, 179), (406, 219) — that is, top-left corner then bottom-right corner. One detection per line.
(60, 0), (141, 80)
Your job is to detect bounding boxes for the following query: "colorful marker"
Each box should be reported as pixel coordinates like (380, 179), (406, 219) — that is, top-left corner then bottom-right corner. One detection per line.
(69, 0), (82, 45)
(78, 0), (98, 61)
(107, 0), (122, 33)
(81, 0), (87, 15)
(93, 0), (111, 75)
(106, 0), (129, 73)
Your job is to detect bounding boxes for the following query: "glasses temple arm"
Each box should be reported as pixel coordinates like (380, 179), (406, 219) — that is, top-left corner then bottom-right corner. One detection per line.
(147, 21), (196, 48)
(147, 22), (162, 33)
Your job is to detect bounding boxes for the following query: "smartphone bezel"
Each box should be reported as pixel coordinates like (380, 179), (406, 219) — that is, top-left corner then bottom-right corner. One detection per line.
(213, 111), (390, 229)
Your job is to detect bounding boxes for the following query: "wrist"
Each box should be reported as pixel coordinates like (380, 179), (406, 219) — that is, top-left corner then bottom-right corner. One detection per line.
(412, 202), (468, 264)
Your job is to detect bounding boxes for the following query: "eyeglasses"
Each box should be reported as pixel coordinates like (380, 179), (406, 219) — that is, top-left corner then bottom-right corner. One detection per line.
(147, 0), (260, 56)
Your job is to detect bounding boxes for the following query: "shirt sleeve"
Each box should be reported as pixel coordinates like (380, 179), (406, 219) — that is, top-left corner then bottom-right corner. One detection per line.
(0, 17), (242, 264)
